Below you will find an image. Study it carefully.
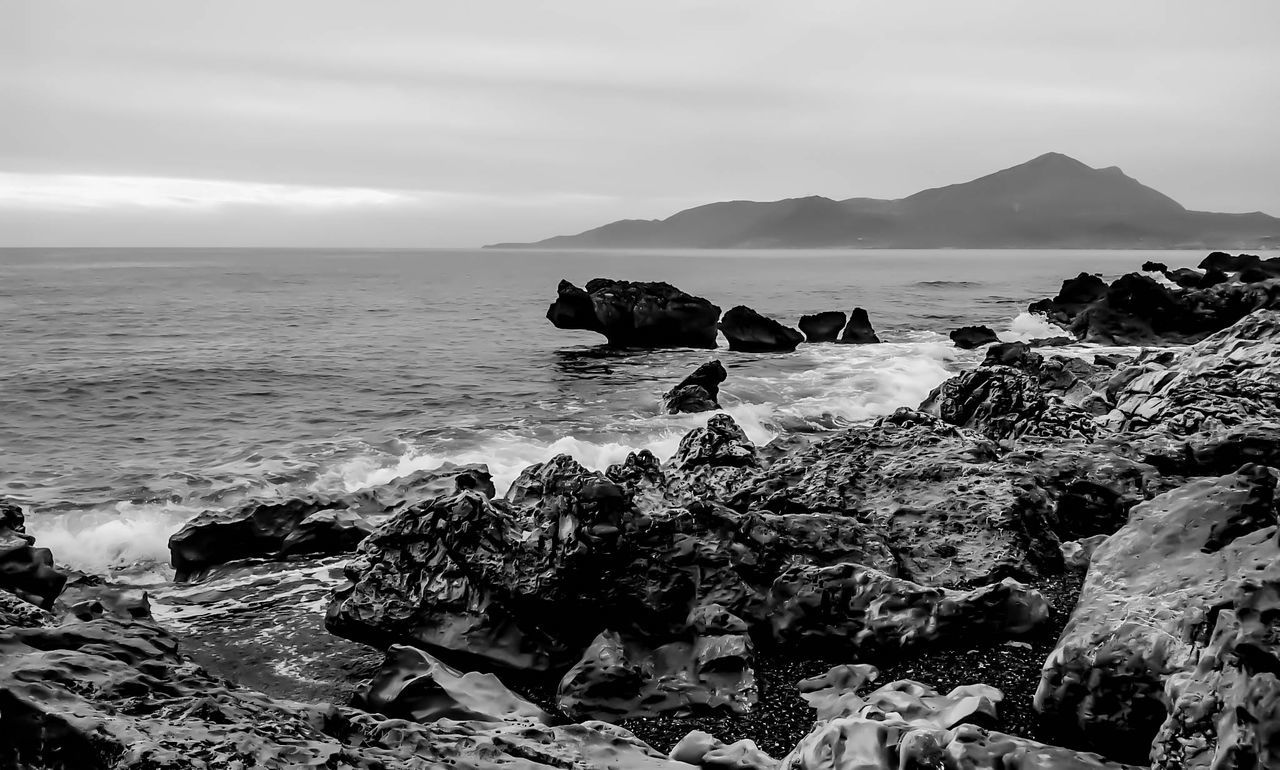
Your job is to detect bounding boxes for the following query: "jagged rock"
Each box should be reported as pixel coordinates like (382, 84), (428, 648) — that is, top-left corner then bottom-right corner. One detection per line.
(921, 365), (1099, 442)
(546, 278), (722, 348)
(0, 501), (66, 610)
(1103, 309), (1280, 435)
(1035, 466), (1280, 763)
(1029, 272), (1109, 326)
(0, 588), (54, 628)
(798, 311), (847, 343)
(1153, 580), (1280, 770)
(665, 414), (762, 504)
(664, 359), (727, 414)
(355, 643), (553, 724)
(606, 449), (670, 513)
(798, 666), (1001, 728)
(768, 563), (1048, 651)
(344, 462), (497, 508)
(56, 572), (152, 622)
(838, 307), (881, 344)
(0, 613), (688, 769)
(557, 628), (756, 720)
(671, 730), (778, 769)
(1142, 261), (1169, 272)
(720, 306), (804, 352)
(950, 325), (1000, 349)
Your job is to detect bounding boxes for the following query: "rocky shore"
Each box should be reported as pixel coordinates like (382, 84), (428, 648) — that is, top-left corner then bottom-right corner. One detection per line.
(2, 253), (1278, 769)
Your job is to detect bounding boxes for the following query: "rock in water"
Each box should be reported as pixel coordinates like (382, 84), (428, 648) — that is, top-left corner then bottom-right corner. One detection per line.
(1029, 272), (1109, 326)
(663, 359), (727, 414)
(355, 643), (553, 724)
(838, 307), (881, 344)
(950, 324), (1000, 349)
(0, 500), (67, 609)
(1035, 466), (1280, 763)
(546, 278), (722, 348)
(720, 306), (804, 352)
(798, 310), (847, 342)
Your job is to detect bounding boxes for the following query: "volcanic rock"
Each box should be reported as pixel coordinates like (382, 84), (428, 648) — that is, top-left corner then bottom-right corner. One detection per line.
(547, 278), (722, 348)
(0, 501), (67, 610)
(921, 365), (1098, 442)
(838, 307), (881, 344)
(950, 325), (1000, 349)
(663, 359), (727, 414)
(720, 306), (804, 352)
(798, 310), (847, 343)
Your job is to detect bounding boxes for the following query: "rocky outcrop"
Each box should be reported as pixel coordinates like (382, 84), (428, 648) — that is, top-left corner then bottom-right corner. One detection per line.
(950, 325), (999, 349)
(838, 307), (881, 344)
(1035, 466), (1280, 763)
(798, 310), (846, 342)
(664, 414), (763, 505)
(0, 500), (67, 610)
(921, 365), (1098, 441)
(547, 278), (722, 348)
(663, 359), (727, 414)
(720, 306), (804, 352)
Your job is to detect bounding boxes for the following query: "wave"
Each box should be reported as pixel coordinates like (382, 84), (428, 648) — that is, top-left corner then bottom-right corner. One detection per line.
(26, 502), (193, 578)
(913, 280), (980, 287)
(1002, 311), (1070, 341)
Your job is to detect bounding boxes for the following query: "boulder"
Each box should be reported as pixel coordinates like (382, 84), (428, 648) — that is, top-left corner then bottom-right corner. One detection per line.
(1239, 257), (1280, 283)
(665, 414), (762, 504)
(720, 306), (804, 352)
(547, 278), (722, 348)
(1034, 466), (1280, 763)
(950, 325), (1000, 349)
(768, 563), (1048, 652)
(663, 359), (727, 414)
(1199, 251), (1262, 274)
(0, 501), (67, 610)
(838, 307), (881, 344)
(798, 310), (847, 343)
(1029, 272), (1109, 326)
(670, 730), (777, 769)
(355, 643), (553, 724)
(921, 365), (1098, 442)
(1142, 261), (1169, 273)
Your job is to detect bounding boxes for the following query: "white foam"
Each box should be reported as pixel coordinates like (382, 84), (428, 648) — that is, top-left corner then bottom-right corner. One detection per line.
(26, 502), (192, 575)
(1003, 312), (1070, 341)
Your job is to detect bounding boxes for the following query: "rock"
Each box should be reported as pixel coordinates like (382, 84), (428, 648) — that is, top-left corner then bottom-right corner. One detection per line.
(799, 666), (1001, 728)
(983, 341), (1043, 370)
(837, 307), (881, 344)
(0, 501), (67, 610)
(798, 311), (847, 343)
(1142, 261), (1168, 272)
(921, 365), (1098, 442)
(556, 628), (756, 720)
(56, 572), (152, 622)
(1239, 257), (1280, 283)
(663, 359), (727, 414)
(546, 278), (722, 348)
(720, 306), (804, 352)
(345, 462), (497, 508)
(0, 612), (688, 769)
(0, 588), (54, 628)
(606, 449), (671, 513)
(671, 730), (778, 769)
(1199, 251), (1262, 274)
(278, 509), (375, 557)
(950, 325), (1000, 349)
(354, 643), (553, 724)
(1028, 272), (1109, 326)
(1034, 466), (1280, 763)
(665, 414), (762, 504)
(768, 563), (1049, 652)
(1060, 534), (1109, 570)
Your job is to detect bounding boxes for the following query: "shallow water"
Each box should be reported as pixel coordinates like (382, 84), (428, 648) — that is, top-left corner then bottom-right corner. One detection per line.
(0, 247), (1223, 574)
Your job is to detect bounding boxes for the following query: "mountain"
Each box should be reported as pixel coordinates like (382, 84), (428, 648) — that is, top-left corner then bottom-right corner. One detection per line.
(485, 153), (1280, 249)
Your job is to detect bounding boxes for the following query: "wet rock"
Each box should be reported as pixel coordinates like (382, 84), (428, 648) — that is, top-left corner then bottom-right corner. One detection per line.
(1239, 256), (1280, 283)
(345, 462), (497, 508)
(670, 730), (777, 769)
(1142, 261), (1168, 273)
(1199, 251), (1262, 274)
(982, 341), (1042, 369)
(921, 365), (1098, 442)
(606, 449), (671, 513)
(0, 588), (54, 628)
(0, 501), (67, 610)
(1028, 272), (1109, 326)
(797, 311), (846, 343)
(355, 643), (553, 724)
(720, 306), (804, 352)
(768, 563), (1049, 652)
(56, 572), (152, 622)
(665, 414), (762, 504)
(278, 509), (375, 557)
(950, 325), (1000, 349)
(547, 278), (722, 348)
(798, 666), (1001, 728)
(1035, 466), (1280, 763)
(557, 628), (757, 720)
(837, 307), (881, 344)
(664, 359), (727, 414)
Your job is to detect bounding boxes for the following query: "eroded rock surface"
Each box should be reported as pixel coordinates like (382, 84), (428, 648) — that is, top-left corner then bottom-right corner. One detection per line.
(664, 359), (727, 414)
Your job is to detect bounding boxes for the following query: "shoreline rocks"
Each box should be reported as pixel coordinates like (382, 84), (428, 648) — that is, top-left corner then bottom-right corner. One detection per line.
(838, 307), (881, 344)
(950, 324), (1000, 349)
(663, 359), (727, 414)
(720, 305), (805, 352)
(798, 310), (846, 342)
(547, 278), (722, 348)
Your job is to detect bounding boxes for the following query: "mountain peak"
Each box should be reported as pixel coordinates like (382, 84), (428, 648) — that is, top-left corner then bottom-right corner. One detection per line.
(1019, 151), (1093, 172)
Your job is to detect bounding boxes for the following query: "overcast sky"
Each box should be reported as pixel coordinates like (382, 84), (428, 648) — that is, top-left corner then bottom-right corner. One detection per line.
(3, 1), (1278, 247)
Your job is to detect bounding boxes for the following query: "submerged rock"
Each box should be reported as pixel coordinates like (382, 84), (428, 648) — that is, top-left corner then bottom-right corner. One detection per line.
(1035, 466), (1280, 763)
(547, 278), (722, 348)
(838, 307), (881, 344)
(720, 306), (804, 352)
(798, 310), (847, 342)
(663, 359), (727, 414)
(950, 325), (1000, 349)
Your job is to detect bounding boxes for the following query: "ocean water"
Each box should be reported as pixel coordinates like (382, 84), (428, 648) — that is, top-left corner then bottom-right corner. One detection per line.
(0, 247), (1218, 575)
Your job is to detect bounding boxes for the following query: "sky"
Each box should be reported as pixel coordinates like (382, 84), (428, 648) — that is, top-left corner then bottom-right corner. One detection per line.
(3, 1), (1279, 247)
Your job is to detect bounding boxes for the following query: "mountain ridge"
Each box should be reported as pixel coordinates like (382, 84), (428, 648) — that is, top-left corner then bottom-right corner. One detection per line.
(485, 153), (1280, 249)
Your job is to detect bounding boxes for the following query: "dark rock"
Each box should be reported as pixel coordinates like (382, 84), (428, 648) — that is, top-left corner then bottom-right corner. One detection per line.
(921, 365), (1098, 442)
(719, 306), (804, 352)
(1142, 261), (1168, 272)
(663, 360), (726, 414)
(355, 643), (553, 724)
(278, 509), (375, 557)
(1164, 267), (1205, 288)
(983, 341), (1043, 370)
(798, 310), (847, 342)
(547, 278), (721, 348)
(1028, 272), (1109, 325)
(1199, 251), (1262, 273)
(838, 307), (881, 344)
(665, 414), (761, 504)
(0, 501), (67, 610)
(345, 462), (497, 508)
(950, 325), (1000, 349)
(605, 449), (669, 513)
(56, 572), (152, 622)
(1240, 256), (1280, 283)
(1035, 466), (1280, 762)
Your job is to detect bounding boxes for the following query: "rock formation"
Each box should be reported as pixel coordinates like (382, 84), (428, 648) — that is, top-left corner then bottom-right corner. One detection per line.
(798, 310), (847, 342)
(547, 278), (722, 348)
(720, 305), (805, 352)
(838, 307), (881, 344)
(663, 359), (727, 414)
(950, 324), (1000, 349)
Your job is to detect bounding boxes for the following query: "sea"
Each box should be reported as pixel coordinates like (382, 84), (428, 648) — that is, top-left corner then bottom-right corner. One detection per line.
(0, 247), (1231, 580)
